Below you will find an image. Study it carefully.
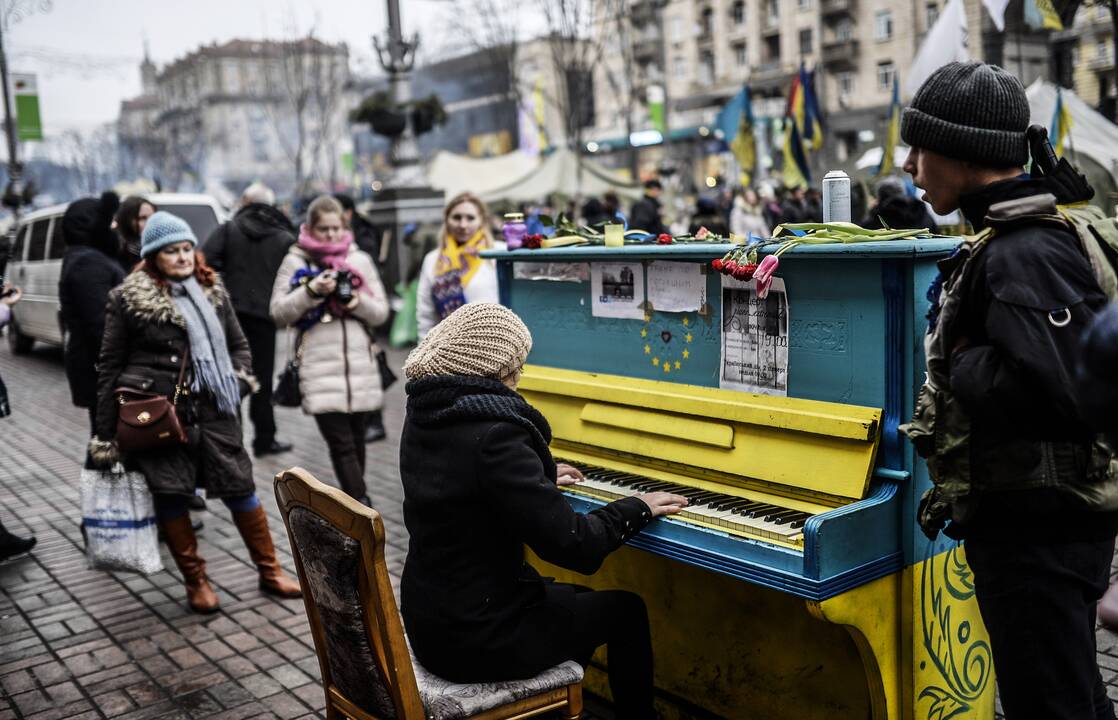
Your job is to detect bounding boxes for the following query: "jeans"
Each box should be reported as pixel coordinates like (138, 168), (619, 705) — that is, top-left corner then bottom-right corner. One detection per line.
(313, 412), (369, 500)
(238, 313), (277, 451)
(966, 535), (1117, 720)
(569, 586), (655, 720)
(154, 493), (260, 522)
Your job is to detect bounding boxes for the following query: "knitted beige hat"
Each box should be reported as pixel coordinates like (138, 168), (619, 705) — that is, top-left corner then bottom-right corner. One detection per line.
(404, 303), (533, 381)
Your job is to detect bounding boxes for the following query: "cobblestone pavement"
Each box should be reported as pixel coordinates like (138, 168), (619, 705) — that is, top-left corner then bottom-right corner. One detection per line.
(2, 336), (1116, 719)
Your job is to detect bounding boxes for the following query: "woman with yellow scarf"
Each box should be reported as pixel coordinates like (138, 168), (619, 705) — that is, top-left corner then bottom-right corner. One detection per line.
(416, 192), (505, 339)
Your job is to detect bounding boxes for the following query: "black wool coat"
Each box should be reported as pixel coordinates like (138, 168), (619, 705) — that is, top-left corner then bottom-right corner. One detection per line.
(200, 203), (295, 321)
(59, 244), (125, 408)
(93, 270), (256, 499)
(399, 376), (651, 682)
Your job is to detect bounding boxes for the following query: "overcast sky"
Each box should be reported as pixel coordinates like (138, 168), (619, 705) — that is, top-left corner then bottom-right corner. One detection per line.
(5, 0), (476, 135)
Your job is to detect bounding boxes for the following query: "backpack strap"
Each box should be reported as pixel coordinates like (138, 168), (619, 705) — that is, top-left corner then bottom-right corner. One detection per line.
(1058, 204), (1118, 301)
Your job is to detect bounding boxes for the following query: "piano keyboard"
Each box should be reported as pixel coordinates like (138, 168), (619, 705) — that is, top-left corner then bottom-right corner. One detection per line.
(559, 461), (810, 545)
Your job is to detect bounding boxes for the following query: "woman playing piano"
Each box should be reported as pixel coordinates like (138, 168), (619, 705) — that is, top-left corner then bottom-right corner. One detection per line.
(399, 302), (687, 720)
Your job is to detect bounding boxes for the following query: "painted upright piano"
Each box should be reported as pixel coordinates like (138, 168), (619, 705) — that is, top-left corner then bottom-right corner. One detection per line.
(485, 240), (995, 720)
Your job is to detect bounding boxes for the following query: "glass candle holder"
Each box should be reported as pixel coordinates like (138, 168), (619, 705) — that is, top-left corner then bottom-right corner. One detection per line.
(604, 224), (624, 247)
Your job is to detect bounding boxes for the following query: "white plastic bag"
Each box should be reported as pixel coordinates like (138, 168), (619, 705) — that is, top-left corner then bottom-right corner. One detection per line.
(80, 464), (163, 575)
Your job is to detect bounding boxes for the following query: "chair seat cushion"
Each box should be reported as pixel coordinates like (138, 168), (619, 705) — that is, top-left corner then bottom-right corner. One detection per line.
(414, 659), (584, 720)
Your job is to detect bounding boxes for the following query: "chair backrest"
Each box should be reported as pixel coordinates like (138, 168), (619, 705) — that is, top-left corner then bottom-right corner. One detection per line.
(274, 467), (425, 720)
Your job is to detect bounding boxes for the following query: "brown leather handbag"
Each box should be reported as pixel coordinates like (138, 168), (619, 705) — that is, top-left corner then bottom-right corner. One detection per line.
(114, 350), (190, 454)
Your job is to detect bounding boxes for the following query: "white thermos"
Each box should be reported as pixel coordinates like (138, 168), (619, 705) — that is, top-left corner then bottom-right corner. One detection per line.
(822, 170), (851, 223)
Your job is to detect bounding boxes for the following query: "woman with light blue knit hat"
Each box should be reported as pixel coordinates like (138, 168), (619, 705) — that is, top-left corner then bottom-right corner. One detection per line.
(89, 211), (301, 613)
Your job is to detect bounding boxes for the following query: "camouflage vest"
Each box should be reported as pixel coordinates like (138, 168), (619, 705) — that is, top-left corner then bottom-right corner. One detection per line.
(902, 195), (1118, 538)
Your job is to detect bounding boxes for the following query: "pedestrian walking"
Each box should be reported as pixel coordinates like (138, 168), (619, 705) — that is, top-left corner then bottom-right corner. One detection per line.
(628, 179), (667, 236)
(333, 192), (389, 444)
(0, 282), (37, 561)
(399, 303), (688, 720)
(269, 196), (389, 504)
(416, 192), (504, 340)
(89, 211), (301, 613)
(201, 182), (295, 458)
(114, 195), (156, 271)
(899, 61), (1116, 720)
(729, 188), (770, 239)
(59, 192), (126, 441)
(859, 176), (939, 232)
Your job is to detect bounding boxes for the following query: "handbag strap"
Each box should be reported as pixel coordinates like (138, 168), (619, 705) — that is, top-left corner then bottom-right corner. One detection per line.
(172, 347), (190, 405)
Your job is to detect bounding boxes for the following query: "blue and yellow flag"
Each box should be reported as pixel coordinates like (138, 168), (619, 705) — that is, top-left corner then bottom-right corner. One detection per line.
(716, 85), (757, 186)
(1050, 86), (1073, 157)
(782, 77), (812, 189)
(799, 65), (824, 152)
(1024, 0), (1063, 30)
(877, 75), (901, 175)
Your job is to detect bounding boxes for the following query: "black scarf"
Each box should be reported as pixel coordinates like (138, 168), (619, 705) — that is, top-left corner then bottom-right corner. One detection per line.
(405, 375), (555, 478)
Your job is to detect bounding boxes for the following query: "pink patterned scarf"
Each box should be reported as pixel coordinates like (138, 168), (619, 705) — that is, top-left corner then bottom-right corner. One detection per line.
(296, 224), (373, 297)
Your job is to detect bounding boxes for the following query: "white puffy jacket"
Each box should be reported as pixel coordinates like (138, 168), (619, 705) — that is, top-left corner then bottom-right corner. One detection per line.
(269, 245), (390, 415)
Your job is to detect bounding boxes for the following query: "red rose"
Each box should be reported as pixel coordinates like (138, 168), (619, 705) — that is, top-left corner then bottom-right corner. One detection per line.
(724, 260), (738, 273)
(657, 233), (673, 244)
(711, 258), (724, 271)
(735, 263), (758, 280)
(524, 234), (544, 249)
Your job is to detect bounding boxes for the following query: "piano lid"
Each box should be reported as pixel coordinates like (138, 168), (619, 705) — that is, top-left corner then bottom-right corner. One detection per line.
(520, 365), (882, 502)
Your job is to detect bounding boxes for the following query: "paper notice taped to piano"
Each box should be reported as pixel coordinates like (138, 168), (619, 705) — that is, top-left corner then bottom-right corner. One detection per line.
(591, 262), (646, 319)
(646, 261), (704, 312)
(512, 262), (590, 282)
(720, 275), (789, 396)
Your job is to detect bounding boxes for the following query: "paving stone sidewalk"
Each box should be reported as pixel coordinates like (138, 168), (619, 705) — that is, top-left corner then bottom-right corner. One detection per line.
(3, 337), (1117, 719)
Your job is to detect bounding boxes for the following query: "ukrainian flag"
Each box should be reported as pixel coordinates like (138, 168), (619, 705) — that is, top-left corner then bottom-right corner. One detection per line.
(716, 85), (757, 185)
(783, 77), (812, 188)
(799, 65), (824, 152)
(1050, 86), (1073, 157)
(877, 75), (901, 175)
(1024, 0), (1063, 30)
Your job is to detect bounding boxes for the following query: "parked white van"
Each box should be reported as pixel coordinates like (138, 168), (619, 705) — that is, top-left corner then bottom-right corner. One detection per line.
(5, 193), (226, 353)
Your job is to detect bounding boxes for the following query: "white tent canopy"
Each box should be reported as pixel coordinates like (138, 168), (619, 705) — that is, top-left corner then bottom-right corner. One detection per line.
(425, 150), (539, 200)
(1026, 79), (1118, 187)
(478, 148), (644, 203)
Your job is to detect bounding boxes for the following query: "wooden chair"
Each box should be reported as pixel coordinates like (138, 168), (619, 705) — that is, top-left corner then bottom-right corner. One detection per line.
(274, 467), (584, 720)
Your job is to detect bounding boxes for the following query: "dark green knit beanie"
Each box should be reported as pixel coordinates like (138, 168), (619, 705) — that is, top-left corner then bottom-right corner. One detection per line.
(901, 62), (1029, 167)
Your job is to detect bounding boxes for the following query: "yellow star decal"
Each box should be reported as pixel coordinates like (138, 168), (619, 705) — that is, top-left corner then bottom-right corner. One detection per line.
(685, 332), (693, 343)
(663, 363), (671, 373)
(640, 328), (648, 338)
(674, 360), (681, 369)
(682, 348), (690, 359)
(652, 357), (659, 366)
(644, 344), (651, 354)
(682, 316), (690, 326)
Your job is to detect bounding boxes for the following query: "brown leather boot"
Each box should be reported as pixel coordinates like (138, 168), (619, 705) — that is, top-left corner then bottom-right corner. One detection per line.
(232, 506), (302, 598)
(1099, 581), (1118, 631)
(159, 514), (220, 614)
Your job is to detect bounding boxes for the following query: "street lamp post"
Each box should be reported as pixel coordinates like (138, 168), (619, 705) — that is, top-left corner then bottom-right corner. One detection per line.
(373, 0), (423, 186)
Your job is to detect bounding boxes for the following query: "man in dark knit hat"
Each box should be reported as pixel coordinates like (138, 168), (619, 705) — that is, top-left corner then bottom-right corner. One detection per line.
(900, 61), (1116, 719)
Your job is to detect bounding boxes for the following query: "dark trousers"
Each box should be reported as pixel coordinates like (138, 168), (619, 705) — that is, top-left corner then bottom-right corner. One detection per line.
(313, 412), (369, 500)
(966, 536), (1117, 720)
(569, 586), (655, 720)
(237, 313), (277, 450)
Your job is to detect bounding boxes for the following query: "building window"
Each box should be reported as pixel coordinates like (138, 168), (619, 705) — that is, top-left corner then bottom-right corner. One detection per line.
(763, 34), (781, 64)
(766, 0), (779, 22)
(799, 0), (812, 8)
(837, 71), (854, 95)
(926, 2), (939, 28)
(732, 1), (745, 25)
(836, 19), (854, 41)
(669, 16), (684, 43)
(1097, 37), (1113, 64)
(699, 50), (715, 85)
(875, 10), (894, 41)
(877, 61), (896, 92)
(799, 28), (813, 55)
(734, 42), (748, 67)
(673, 55), (688, 78)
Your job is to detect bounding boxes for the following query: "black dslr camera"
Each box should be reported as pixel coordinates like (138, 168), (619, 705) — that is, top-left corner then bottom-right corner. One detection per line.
(333, 269), (354, 305)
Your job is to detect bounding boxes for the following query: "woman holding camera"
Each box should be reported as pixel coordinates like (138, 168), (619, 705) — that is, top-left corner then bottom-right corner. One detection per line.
(270, 196), (389, 504)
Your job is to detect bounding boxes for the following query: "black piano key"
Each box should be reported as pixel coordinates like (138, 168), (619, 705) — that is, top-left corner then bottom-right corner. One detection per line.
(789, 517), (807, 529)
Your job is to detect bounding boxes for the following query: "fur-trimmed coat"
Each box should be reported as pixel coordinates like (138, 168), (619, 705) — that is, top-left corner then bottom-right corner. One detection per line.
(90, 270), (257, 499)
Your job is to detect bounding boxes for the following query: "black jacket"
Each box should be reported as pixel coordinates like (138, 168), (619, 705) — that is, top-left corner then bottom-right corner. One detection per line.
(201, 204), (294, 320)
(629, 194), (666, 235)
(947, 177), (1113, 538)
(93, 271), (255, 498)
(59, 244), (125, 408)
(1078, 302), (1118, 446)
(399, 376), (650, 682)
(351, 213), (383, 270)
(861, 195), (939, 233)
